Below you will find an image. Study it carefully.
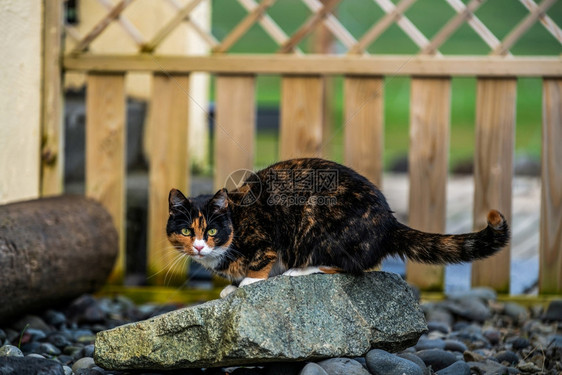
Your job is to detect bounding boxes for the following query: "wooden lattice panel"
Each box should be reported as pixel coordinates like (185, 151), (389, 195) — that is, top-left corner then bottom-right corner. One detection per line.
(66, 0), (561, 57)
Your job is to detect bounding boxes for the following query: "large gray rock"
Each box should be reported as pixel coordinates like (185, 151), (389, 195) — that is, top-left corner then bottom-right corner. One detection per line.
(95, 272), (427, 370)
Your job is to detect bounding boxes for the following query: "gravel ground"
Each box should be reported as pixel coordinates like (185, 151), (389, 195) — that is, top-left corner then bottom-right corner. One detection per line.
(1, 290), (561, 375)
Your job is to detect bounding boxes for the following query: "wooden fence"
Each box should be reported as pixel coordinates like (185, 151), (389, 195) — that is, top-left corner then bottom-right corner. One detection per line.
(46, 0), (561, 294)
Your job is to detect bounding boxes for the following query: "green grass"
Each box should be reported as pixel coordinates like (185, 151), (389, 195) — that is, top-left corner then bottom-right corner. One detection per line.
(208, 0), (561, 171)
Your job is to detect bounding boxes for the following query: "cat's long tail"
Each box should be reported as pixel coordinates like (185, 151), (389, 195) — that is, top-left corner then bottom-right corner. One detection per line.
(389, 210), (510, 264)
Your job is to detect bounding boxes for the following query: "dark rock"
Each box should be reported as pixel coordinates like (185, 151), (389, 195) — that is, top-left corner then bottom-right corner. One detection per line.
(547, 334), (562, 349)
(352, 357), (366, 368)
(415, 339), (445, 351)
(511, 337), (530, 350)
(264, 361), (304, 375)
(0, 356), (64, 375)
(75, 369), (104, 375)
(494, 350), (519, 365)
(66, 295), (105, 324)
(25, 328), (47, 342)
(435, 360), (470, 375)
(72, 357), (96, 372)
(427, 321), (449, 334)
(39, 343), (61, 356)
(0, 330), (6, 344)
(415, 349), (458, 371)
(517, 361), (542, 373)
(83, 344), (95, 358)
(396, 353), (428, 375)
(57, 355), (73, 365)
(443, 339), (467, 353)
(63, 345), (84, 358)
(12, 315), (52, 333)
(467, 359), (508, 375)
(482, 328), (501, 345)
(47, 333), (72, 349)
(365, 349), (423, 375)
(95, 273), (427, 370)
(446, 288), (496, 302)
(441, 297), (491, 322)
(543, 299), (562, 321)
(299, 363), (328, 375)
(503, 302), (528, 322)
(0, 345), (23, 357)
(20, 342), (41, 354)
(425, 309), (453, 327)
(317, 358), (370, 375)
(448, 327), (491, 349)
(43, 310), (66, 327)
(452, 321), (469, 332)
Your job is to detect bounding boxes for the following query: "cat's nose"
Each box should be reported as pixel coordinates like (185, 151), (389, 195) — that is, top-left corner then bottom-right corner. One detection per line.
(194, 244), (204, 252)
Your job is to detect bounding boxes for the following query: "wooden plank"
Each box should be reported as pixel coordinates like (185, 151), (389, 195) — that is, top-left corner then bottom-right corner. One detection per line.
(40, 0), (64, 197)
(142, 0), (206, 53)
(86, 73), (126, 283)
(280, 76), (324, 159)
(63, 55), (562, 77)
(373, 0), (431, 51)
(146, 74), (190, 286)
(445, 0), (502, 52)
(471, 78), (516, 293)
(539, 78), (562, 294)
(70, 0), (134, 54)
(492, 0), (557, 56)
(348, 0), (417, 54)
(97, 0), (146, 47)
(343, 76), (384, 187)
(519, 0), (562, 44)
(278, 0), (341, 53)
(406, 78), (451, 291)
(421, 0), (485, 55)
(237, 0), (302, 53)
(213, 0), (276, 53)
(214, 75), (256, 190)
(302, 0), (357, 49)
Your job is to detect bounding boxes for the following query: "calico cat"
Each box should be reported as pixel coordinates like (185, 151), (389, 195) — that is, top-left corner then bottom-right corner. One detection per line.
(167, 158), (509, 297)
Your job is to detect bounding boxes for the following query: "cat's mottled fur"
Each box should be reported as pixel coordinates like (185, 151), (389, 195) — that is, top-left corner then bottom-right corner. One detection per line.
(167, 158), (509, 295)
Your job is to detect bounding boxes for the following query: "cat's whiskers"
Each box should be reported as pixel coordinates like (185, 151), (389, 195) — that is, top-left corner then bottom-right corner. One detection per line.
(164, 252), (189, 286)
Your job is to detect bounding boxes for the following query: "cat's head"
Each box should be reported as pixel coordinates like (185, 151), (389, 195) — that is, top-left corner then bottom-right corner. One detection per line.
(166, 188), (233, 265)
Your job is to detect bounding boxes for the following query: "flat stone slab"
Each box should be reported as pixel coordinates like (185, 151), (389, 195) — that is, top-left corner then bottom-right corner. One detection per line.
(94, 272), (427, 370)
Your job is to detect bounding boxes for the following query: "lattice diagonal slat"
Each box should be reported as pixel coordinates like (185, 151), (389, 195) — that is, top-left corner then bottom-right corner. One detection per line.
(66, 0), (561, 57)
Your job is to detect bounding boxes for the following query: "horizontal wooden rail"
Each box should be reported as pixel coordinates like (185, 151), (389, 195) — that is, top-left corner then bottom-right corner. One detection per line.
(63, 54), (562, 77)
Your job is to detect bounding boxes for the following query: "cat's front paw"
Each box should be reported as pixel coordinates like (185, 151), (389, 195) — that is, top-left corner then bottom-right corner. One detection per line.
(239, 277), (265, 287)
(283, 267), (323, 276)
(220, 285), (238, 298)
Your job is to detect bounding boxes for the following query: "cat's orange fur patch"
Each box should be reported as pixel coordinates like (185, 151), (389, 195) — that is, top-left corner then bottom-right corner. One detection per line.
(319, 266), (343, 274)
(487, 209), (503, 229)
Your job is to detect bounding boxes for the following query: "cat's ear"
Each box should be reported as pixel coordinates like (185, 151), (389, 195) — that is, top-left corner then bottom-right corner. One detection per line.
(209, 188), (229, 212)
(169, 188), (189, 214)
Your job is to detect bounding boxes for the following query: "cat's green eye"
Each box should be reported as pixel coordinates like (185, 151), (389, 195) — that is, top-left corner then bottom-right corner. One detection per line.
(207, 228), (218, 236)
(181, 228), (191, 236)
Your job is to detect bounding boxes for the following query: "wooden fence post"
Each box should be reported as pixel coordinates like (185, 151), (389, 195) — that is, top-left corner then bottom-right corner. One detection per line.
(86, 73), (127, 283)
(280, 76), (324, 159)
(146, 73), (190, 285)
(214, 75), (256, 190)
(471, 78), (516, 293)
(343, 76), (384, 187)
(539, 78), (562, 294)
(406, 77), (451, 291)
(40, 0), (64, 197)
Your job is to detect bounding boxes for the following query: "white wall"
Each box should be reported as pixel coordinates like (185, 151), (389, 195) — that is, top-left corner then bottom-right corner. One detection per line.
(0, 0), (42, 204)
